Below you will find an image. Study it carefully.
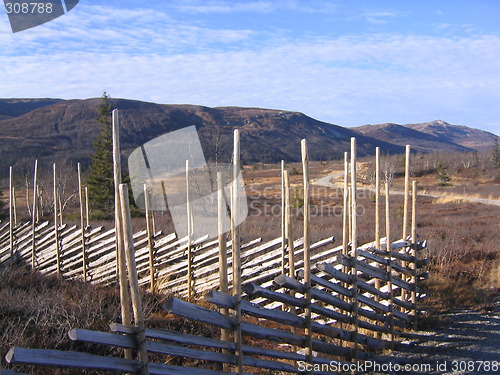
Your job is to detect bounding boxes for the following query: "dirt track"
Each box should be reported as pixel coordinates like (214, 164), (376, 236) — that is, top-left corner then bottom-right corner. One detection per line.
(390, 296), (500, 374)
(313, 172), (500, 207)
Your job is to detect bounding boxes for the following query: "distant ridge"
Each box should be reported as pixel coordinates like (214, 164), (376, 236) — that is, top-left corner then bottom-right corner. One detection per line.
(404, 120), (498, 151)
(352, 122), (473, 153)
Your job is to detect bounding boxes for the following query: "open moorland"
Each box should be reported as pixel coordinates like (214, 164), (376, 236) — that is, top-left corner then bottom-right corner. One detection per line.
(1, 148), (499, 373)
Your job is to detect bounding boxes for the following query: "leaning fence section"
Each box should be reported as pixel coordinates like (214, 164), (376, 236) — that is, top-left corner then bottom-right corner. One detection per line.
(3, 236), (428, 374)
(2, 117), (429, 374)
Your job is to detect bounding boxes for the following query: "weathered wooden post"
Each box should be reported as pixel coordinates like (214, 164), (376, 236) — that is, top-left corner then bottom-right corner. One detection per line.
(385, 181), (395, 347)
(284, 170), (294, 279)
(186, 160), (194, 301)
(350, 137), (359, 358)
(31, 159), (38, 271)
(85, 186), (90, 228)
(144, 184), (155, 293)
(411, 180), (418, 330)
(77, 163), (87, 282)
(119, 184), (150, 375)
(374, 147), (381, 303)
(402, 145), (411, 303)
(231, 129), (243, 374)
(112, 109), (133, 358)
(375, 147), (381, 249)
(402, 145), (411, 240)
(281, 160), (286, 276)
(301, 139), (313, 371)
(9, 166), (14, 258)
(12, 186), (17, 226)
(53, 164), (61, 276)
(342, 152), (349, 257)
(217, 173), (229, 296)
(217, 172), (230, 372)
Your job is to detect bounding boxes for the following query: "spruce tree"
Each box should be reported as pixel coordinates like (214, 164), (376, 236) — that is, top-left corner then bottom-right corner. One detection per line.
(492, 137), (500, 168)
(86, 92), (114, 216)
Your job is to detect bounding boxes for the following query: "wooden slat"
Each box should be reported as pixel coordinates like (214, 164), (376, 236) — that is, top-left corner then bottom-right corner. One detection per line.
(111, 323), (340, 365)
(68, 328), (136, 348)
(1, 370), (32, 375)
(206, 290), (391, 350)
(163, 297), (359, 359)
(148, 341), (301, 373)
(6, 347), (140, 372)
(274, 274), (352, 312)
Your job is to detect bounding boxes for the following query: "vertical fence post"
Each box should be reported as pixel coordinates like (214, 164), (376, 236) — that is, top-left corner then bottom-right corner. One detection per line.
(217, 172), (230, 372)
(12, 186), (17, 226)
(375, 147), (381, 249)
(85, 187), (90, 228)
(9, 166), (14, 258)
(411, 180), (418, 330)
(35, 184), (40, 222)
(374, 147), (381, 306)
(342, 152), (349, 300)
(402, 145), (411, 240)
(301, 139), (313, 371)
(31, 159), (38, 271)
(186, 160), (194, 301)
(77, 163), (87, 282)
(342, 152), (349, 257)
(385, 181), (395, 347)
(281, 160), (286, 277)
(284, 170), (294, 279)
(402, 145), (411, 303)
(119, 184), (150, 375)
(144, 184), (155, 293)
(350, 138), (359, 359)
(53, 164), (61, 276)
(231, 129), (243, 374)
(112, 109), (133, 359)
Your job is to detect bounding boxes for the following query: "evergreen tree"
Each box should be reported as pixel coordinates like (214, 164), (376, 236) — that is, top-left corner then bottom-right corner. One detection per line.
(86, 92), (114, 216)
(492, 137), (500, 168)
(436, 162), (452, 186)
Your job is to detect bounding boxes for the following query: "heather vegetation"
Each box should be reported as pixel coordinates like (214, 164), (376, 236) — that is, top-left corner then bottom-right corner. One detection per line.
(0, 148), (499, 373)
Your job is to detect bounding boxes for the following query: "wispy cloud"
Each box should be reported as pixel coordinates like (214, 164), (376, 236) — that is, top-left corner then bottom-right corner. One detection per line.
(170, 0), (338, 14)
(361, 10), (407, 25)
(1, 3), (499, 133)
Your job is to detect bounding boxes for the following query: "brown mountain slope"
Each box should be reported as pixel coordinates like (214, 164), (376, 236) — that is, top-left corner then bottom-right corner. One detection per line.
(0, 98), (404, 177)
(405, 120), (498, 151)
(352, 123), (473, 153)
(0, 98), (63, 120)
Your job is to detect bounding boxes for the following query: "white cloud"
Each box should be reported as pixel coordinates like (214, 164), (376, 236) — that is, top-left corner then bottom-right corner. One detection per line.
(1, 4), (499, 134)
(170, 0), (337, 14)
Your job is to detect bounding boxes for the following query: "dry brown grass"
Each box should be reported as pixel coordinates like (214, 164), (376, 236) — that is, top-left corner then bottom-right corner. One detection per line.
(1, 156), (499, 372)
(0, 263), (219, 374)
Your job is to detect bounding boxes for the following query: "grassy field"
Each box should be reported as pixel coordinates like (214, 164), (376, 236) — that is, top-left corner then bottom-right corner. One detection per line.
(1, 151), (499, 373)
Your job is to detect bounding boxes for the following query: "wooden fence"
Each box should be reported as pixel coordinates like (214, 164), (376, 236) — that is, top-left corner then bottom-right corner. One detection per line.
(2, 114), (429, 374)
(3, 235), (428, 374)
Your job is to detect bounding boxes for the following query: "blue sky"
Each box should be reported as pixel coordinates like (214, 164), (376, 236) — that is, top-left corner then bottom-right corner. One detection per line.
(1, 0), (499, 134)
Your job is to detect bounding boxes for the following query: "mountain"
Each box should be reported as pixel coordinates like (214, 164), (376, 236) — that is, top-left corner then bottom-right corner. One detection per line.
(0, 98), (63, 121)
(0, 98), (496, 179)
(0, 98), (404, 177)
(404, 120), (498, 151)
(351, 123), (474, 153)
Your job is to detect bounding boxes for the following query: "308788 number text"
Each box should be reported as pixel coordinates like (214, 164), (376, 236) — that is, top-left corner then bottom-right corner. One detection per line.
(5, 2), (53, 14)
